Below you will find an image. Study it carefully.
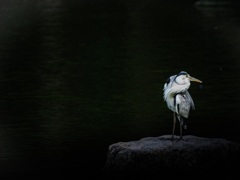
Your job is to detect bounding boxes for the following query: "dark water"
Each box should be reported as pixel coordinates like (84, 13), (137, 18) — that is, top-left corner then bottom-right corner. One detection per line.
(0, 0), (240, 177)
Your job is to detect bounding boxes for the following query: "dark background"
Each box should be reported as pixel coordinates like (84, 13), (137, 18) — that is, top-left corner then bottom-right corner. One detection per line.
(0, 0), (240, 178)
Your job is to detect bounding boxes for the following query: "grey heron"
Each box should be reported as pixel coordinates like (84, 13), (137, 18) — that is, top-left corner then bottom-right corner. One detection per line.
(163, 71), (202, 140)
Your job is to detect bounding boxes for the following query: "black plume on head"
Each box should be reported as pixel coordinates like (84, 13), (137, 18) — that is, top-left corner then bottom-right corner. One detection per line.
(177, 71), (188, 76)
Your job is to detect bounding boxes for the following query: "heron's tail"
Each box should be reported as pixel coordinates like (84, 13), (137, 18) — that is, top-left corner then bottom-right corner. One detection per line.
(181, 117), (187, 130)
(183, 118), (187, 130)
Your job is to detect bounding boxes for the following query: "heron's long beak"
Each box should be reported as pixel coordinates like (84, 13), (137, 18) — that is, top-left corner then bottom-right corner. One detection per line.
(188, 76), (202, 83)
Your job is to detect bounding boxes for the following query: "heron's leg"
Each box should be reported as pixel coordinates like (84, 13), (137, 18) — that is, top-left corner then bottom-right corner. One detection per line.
(179, 118), (183, 140)
(172, 113), (176, 140)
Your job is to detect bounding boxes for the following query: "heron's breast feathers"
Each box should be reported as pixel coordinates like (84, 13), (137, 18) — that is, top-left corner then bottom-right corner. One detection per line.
(163, 83), (190, 101)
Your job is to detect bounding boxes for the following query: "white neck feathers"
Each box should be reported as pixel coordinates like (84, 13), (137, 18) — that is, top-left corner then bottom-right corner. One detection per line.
(164, 82), (190, 101)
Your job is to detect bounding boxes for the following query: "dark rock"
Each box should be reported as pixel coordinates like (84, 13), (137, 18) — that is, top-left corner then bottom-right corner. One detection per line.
(103, 135), (240, 179)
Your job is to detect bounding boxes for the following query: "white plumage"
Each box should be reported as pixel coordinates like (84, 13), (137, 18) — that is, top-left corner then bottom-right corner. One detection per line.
(163, 71), (202, 140)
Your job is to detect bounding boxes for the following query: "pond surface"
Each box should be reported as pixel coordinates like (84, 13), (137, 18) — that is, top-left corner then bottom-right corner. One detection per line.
(0, 0), (240, 177)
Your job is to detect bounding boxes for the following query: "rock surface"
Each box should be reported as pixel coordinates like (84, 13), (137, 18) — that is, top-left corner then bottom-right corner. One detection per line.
(103, 135), (240, 179)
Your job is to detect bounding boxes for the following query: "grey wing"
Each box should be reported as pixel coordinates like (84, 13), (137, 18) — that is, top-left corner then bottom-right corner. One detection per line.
(175, 94), (191, 118)
(184, 90), (195, 110)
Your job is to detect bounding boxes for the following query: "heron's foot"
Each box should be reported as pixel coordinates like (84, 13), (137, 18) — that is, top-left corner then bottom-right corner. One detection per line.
(177, 137), (184, 141)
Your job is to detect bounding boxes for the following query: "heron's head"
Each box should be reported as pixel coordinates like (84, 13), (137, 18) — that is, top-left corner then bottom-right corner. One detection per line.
(175, 71), (202, 85)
